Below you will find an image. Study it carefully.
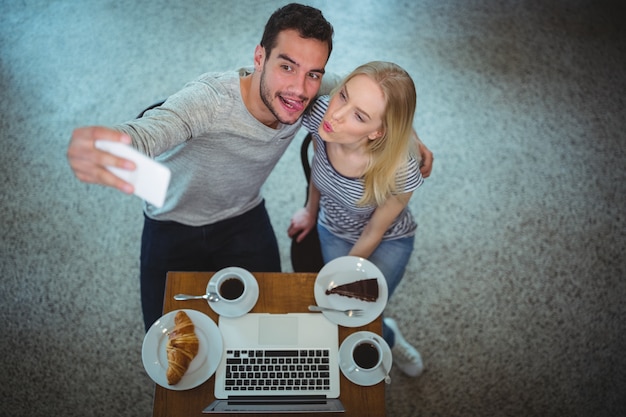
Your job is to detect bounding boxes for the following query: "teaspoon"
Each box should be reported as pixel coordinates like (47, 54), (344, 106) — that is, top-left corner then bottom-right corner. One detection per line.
(174, 292), (220, 302)
(373, 336), (391, 384)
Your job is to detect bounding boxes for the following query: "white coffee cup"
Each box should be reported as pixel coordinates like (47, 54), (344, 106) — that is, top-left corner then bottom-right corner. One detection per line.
(209, 272), (247, 303)
(345, 337), (383, 373)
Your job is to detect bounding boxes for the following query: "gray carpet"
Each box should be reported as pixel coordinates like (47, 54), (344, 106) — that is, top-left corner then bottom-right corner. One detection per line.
(1, 1), (625, 416)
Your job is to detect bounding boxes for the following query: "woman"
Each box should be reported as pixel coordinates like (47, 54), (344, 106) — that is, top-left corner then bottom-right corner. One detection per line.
(288, 61), (425, 377)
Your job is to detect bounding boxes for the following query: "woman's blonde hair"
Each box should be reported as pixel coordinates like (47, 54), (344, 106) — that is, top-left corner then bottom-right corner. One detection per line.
(331, 61), (417, 206)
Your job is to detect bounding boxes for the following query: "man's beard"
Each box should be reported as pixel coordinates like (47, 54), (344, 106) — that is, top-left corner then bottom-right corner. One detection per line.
(259, 70), (300, 126)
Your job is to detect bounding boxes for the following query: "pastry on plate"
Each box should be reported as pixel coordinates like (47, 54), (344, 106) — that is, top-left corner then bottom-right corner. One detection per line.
(166, 310), (200, 385)
(325, 278), (379, 302)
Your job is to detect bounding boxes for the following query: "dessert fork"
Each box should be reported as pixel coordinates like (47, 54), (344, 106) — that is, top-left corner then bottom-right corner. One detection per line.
(308, 305), (364, 317)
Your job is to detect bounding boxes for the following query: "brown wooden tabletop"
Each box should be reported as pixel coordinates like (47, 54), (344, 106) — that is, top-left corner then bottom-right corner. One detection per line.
(152, 271), (386, 417)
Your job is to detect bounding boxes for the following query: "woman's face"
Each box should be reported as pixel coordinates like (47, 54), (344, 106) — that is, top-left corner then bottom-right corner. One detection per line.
(319, 74), (386, 146)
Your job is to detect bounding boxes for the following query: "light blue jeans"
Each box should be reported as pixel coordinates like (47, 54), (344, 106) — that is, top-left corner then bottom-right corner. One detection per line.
(317, 223), (415, 348)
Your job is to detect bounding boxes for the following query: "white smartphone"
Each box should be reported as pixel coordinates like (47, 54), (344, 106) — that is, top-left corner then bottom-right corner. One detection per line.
(95, 140), (171, 208)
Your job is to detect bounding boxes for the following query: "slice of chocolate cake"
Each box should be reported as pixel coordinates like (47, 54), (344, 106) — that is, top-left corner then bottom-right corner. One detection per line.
(325, 278), (379, 302)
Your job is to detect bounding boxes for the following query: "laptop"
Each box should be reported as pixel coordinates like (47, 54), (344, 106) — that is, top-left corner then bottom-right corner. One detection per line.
(203, 313), (345, 413)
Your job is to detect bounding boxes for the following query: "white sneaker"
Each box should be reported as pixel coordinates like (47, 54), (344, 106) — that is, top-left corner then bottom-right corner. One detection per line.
(384, 317), (424, 377)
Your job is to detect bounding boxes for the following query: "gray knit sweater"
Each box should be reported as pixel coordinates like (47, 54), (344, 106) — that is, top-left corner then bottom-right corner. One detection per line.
(115, 68), (339, 226)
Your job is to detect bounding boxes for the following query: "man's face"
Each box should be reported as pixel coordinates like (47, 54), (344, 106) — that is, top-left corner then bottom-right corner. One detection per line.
(257, 29), (329, 126)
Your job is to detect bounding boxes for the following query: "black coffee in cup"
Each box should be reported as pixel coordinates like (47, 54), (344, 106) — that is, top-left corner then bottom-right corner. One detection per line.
(219, 277), (245, 300)
(353, 342), (380, 369)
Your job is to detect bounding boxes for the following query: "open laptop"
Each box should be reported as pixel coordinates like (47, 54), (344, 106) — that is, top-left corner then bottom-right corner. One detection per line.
(203, 313), (345, 413)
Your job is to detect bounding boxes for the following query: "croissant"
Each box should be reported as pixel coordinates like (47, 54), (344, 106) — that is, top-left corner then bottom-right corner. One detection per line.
(166, 311), (200, 385)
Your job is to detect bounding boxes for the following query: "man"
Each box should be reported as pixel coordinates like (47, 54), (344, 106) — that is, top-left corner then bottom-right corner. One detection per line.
(67, 3), (433, 332)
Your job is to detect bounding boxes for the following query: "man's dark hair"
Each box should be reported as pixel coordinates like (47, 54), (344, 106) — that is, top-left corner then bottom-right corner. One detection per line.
(260, 3), (334, 60)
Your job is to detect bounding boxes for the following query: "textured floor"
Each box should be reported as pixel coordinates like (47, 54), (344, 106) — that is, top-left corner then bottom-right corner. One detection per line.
(1, 1), (625, 416)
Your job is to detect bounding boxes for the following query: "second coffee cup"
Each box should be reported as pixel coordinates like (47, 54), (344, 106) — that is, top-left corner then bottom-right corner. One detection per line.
(348, 338), (383, 373)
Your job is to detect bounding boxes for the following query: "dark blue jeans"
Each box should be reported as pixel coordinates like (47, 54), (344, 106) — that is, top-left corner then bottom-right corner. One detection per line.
(140, 200), (281, 331)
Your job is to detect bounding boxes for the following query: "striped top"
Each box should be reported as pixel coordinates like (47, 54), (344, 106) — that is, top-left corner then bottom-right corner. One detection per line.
(302, 96), (423, 243)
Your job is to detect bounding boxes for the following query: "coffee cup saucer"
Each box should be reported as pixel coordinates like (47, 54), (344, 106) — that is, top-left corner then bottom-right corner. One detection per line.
(206, 267), (259, 318)
(339, 331), (392, 386)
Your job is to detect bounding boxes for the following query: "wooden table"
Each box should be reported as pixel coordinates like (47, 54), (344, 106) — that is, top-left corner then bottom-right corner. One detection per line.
(153, 271), (386, 417)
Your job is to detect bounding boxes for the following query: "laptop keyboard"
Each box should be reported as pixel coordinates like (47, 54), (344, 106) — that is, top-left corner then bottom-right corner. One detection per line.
(225, 349), (331, 393)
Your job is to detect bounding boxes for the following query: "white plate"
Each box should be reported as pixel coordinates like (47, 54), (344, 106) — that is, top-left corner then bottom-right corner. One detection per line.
(207, 267), (259, 317)
(314, 256), (388, 327)
(339, 331), (392, 386)
(142, 309), (223, 390)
